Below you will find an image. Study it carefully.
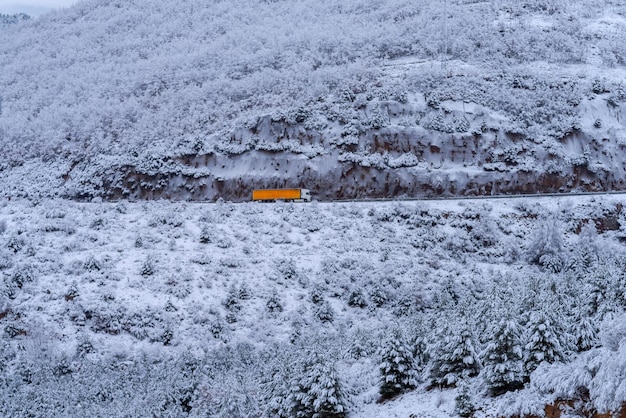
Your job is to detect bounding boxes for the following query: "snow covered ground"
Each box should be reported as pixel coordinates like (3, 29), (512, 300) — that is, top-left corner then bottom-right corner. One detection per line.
(1, 194), (626, 416)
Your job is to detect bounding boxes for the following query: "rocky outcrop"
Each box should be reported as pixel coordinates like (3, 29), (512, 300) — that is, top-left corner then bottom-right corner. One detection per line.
(57, 117), (626, 201)
(511, 400), (626, 418)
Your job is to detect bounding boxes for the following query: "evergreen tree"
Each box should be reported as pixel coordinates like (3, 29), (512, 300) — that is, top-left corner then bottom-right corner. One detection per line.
(481, 318), (525, 396)
(294, 351), (348, 418)
(454, 381), (476, 418)
(379, 328), (419, 400)
(263, 348), (347, 418)
(429, 322), (481, 388)
(346, 327), (373, 360)
(409, 324), (430, 369)
(570, 222), (599, 273)
(584, 269), (610, 316)
(524, 311), (565, 377)
(261, 347), (295, 418)
(573, 314), (599, 352)
(526, 216), (566, 272)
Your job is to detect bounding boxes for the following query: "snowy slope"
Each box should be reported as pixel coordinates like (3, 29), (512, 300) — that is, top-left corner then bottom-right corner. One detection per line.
(1, 195), (626, 416)
(1, 1), (626, 200)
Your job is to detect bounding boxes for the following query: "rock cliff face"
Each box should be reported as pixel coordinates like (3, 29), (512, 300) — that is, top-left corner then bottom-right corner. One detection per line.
(54, 92), (626, 202)
(512, 400), (626, 418)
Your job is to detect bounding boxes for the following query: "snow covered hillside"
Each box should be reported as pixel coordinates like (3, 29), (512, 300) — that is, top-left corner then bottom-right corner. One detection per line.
(2, 195), (626, 416)
(3, 1), (626, 414)
(2, 0), (626, 200)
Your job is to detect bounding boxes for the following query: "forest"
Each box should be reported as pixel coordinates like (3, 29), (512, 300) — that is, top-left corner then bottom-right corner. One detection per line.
(1, 0), (626, 200)
(1, 196), (626, 416)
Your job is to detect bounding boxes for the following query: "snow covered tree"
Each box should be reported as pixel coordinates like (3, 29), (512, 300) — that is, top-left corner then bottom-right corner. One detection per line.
(526, 216), (566, 272)
(524, 311), (565, 377)
(347, 288), (367, 308)
(346, 327), (374, 360)
(261, 353), (293, 418)
(582, 262), (626, 317)
(262, 348), (348, 418)
(379, 328), (419, 400)
(199, 225), (213, 244)
(140, 256), (155, 276)
(429, 321), (481, 388)
(454, 381), (476, 418)
(573, 313), (599, 352)
(212, 370), (259, 418)
(291, 351), (348, 418)
(481, 318), (525, 396)
(409, 318), (431, 369)
(266, 292), (283, 314)
(314, 301), (335, 323)
(570, 222), (599, 273)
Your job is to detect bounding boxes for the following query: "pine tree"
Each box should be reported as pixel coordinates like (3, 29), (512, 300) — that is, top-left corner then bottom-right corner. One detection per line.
(454, 382), (476, 418)
(524, 311), (565, 377)
(410, 330), (430, 370)
(481, 318), (524, 396)
(302, 358), (348, 418)
(526, 216), (565, 272)
(263, 349), (348, 418)
(261, 348), (294, 418)
(346, 327), (373, 360)
(573, 314), (598, 352)
(429, 322), (481, 388)
(379, 328), (419, 400)
(584, 268), (611, 317)
(570, 222), (599, 273)
(293, 351), (348, 418)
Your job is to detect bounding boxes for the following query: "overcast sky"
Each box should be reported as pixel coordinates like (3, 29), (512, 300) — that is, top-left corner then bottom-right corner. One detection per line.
(0, 0), (79, 16)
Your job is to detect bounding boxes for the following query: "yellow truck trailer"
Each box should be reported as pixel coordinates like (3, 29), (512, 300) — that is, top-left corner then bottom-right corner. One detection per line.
(252, 188), (311, 202)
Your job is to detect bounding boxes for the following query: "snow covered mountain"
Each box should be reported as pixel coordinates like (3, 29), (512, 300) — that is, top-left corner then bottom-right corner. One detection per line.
(1, 0), (626, 200)
(2, 1), (626, 417)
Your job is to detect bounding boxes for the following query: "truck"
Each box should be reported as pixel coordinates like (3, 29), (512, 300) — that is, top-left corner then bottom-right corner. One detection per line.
(252, 188), (312, 202)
